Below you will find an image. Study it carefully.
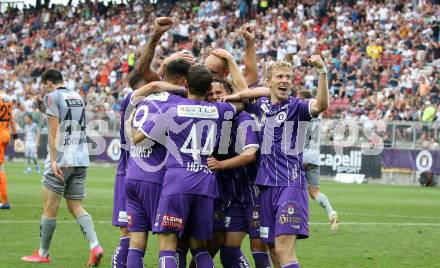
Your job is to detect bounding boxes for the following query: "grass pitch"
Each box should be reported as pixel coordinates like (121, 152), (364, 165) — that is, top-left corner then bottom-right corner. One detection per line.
(0, 162), (439, 268)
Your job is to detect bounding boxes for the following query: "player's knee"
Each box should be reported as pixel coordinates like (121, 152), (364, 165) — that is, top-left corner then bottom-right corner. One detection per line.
(158, 233), (178, 251)
(66, 201), (85, 217)
(268, 244), (278, 263)
(43, 203), (59, 218)
(120, 226), (129, 237)
(129, 233), (147, 250)
(223, 233), (243, 248)
(309, 187), (320, 199)
(214, 230), (225, 244)
(274, 238), (295, 260)
(250, 238), (267, 252)
(190, 237), (208, 251)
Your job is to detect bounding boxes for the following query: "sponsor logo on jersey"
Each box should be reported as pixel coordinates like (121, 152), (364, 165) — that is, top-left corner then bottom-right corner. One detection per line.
(275, 111), (287, 124)
(177, 105), (219, 119)
(260, 226), (269, 238)
(144, 92), (170, 102)
(253, 210), (259, 220)
(279, 201), (300, 225)
(320, 150), (362, 173)
(224, 216), (231, 228)
(118, 211), (128, 223)
(62, 93), (81, 100)
(287, 205), (295, 215)
(279, 214), (301, 225)
(260, 103), (270, 113)
(162, 214), (183, 229)
(65, 98), (84, 107)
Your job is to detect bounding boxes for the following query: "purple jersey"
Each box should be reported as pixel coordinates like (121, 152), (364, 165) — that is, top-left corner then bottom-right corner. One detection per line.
(246, 97), (312, 188)
(217, 111), (260, 206)
(142, 95), (236, 198)
(115, 92), (133, 175)
(127, 92), (180, 184)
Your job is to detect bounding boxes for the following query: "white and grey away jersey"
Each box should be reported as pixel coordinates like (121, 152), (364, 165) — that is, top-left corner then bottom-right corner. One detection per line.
(24, 122), (39, 145)
(44, 87), (90, 167)
(303, 117), (321, 166)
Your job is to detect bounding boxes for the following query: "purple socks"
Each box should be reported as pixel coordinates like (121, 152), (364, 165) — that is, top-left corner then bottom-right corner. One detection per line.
(282, 262), (300, 268)
(159, 250), (177, 268)
(112, 236), (129, 268)
(220, 246), (250, 268)
(176, 247), (187, 268)
(127, 248), (145, 268)
(252, 251), (271, 268)
(191, 248), (214, 268)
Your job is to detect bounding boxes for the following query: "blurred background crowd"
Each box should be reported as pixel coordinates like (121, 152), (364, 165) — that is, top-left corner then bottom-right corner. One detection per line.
(1, 0), (439, 147)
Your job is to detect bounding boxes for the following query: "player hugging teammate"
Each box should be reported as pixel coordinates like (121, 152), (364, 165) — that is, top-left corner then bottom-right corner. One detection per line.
(112, 17), (331, 268)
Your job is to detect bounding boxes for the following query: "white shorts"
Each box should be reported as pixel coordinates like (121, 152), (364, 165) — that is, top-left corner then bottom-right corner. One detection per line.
(25, 143), (37, 158)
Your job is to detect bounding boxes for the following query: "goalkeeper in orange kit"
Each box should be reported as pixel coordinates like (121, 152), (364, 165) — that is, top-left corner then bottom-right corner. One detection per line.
(0, 91), (19, 209)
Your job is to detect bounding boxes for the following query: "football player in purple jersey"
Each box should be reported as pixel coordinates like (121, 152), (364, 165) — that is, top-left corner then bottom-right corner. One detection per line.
(132, 65), (244, 268)
(222, 55), (329, 268)
(206, 78), (272, 268)
(123, 59), (191, 268)
(111, 17), (186, 268)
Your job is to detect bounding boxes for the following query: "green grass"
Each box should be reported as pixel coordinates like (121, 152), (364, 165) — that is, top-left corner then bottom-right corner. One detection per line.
(1, 162), (439, 268)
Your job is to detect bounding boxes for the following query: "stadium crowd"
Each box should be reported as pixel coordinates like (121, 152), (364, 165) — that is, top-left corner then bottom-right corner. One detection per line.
(1, 0), (439, 131)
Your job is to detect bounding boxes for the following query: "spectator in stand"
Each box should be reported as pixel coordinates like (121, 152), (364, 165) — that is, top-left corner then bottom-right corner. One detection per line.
(0, 0), (438, 129)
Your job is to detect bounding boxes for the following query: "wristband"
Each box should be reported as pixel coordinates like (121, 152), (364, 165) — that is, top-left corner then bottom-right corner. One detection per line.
(318, 66), (328, 75)
(13, 133), (18, 140)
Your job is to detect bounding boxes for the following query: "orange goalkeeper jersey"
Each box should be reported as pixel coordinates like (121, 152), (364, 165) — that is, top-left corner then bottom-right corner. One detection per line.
(0, 93), (13, 141)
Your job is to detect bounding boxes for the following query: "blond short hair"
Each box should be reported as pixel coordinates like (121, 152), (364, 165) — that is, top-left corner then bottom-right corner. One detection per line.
(265, 61), (293, 80)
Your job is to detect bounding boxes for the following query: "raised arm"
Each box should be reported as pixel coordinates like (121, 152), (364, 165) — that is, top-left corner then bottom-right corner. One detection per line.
(309, 55), (329, 117)
(137, 17), (173, 82)
(211, 48), (248, 91)
(241, 23), (258, 86)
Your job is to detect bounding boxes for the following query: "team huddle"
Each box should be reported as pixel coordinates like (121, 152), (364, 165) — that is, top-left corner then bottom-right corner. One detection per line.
(16, 17), (338, 268)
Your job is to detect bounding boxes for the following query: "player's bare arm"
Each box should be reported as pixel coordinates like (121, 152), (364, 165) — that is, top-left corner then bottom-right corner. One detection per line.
(48, 115), (63, 180)
(132, 129), (146, 145)
(221, 87), (271, 102)
(137, 17), (174, 82)
(10, 107), (24, 153)
(131, 81), (185, 104)
(211, 49), (248, 91)
(309, 55), (329, 117)
(9, 110), (17, 138)
(123, 109), (145, 146)
(241, 23), (258, 86)
(157, 52), (195, 78)
(207, 147), (258, 171)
